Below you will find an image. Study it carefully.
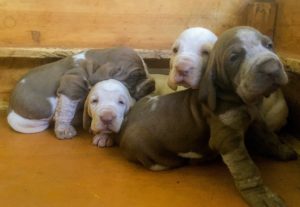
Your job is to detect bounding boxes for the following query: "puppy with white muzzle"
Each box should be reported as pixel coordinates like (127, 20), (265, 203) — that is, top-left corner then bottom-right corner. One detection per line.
(168, 27), (217, 90)
(83, 79), (135, 147)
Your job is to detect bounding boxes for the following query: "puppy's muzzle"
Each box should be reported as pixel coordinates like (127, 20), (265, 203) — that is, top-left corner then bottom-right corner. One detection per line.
(100, 110), (116, 126)
(256, 58), (288, 86)
(174, 58), (195, 83)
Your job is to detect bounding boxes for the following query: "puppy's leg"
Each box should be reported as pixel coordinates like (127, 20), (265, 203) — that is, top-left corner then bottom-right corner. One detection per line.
(209, 118), (286, 207)
(246, 121), (297, 161)
(54, 94), (80, 139)
(121, 137), (186, 171)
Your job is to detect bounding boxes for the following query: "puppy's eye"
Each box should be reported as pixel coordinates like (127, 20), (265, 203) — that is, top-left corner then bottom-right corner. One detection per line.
(118, 100), (125, 105)
(230, 52), (239, 62)
(266, 42), (273, 50)
(91, 99), (98, 104)
(201, 49), (210, 56)
(172, 47), (178, 54)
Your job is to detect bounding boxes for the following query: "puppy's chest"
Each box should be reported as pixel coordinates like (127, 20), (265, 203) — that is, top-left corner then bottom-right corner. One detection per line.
(215, 103), (251, 130)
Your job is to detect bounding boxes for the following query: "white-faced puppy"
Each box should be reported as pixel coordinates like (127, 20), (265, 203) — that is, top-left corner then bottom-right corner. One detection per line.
(118, 27), (296, 207)
(83, 79), (135, 147)
(7, 47), (154, 139)
(168, 27), (217, 90)
(168, 27), (287, 134)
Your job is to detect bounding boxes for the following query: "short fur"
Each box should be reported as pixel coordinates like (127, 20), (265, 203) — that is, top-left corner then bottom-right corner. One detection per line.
(168, 27), (217, 90)
(8, 47), (154, 137)
(83, 79), (135, 147)
(118, 27), (296, 207)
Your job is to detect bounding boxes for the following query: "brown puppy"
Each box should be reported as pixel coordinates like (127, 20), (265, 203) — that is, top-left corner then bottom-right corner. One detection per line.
(118, 27), (296, 207)
(8, 47), (154, 139)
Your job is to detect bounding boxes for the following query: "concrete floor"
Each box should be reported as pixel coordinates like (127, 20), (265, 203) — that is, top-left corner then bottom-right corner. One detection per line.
(0, 110), (300, 207)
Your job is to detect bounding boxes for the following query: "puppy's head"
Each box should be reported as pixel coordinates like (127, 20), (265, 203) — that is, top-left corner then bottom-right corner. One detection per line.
(83, 79), (135, 134)
(168, 27), (217, 90)
(199, 26), (288, 109)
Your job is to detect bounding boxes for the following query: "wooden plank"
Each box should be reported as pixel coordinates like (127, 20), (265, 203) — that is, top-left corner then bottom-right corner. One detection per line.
(275, 0), (300, 58)
(246, 0), (277, 39)
(0, 0), (251, 49)
(0, 47), (172, 60)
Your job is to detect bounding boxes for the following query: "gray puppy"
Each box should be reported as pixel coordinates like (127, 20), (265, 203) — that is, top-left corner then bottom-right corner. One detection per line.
(8, 47), (154, 138)
(117, 27), (296, 207)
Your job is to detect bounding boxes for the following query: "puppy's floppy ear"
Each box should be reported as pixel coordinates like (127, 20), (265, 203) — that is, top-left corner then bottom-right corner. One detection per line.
(133, 77), (156, 100)
(167, 79), (178, 91)
(83, 95), (92, 131)
(199, 50), (217, 111)
(167, 56), (178, 91)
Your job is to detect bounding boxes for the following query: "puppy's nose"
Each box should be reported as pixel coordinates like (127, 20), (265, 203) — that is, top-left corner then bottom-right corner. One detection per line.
(100, 111), (116, 125)
(177, 69), (189, 77)
(259, 59), (288, 85)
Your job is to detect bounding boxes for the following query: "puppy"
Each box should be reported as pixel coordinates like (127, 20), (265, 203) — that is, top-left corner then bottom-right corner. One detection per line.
(168, 27), (217, 90)
(167, 27), (289, 156)
(118, 27), (296, 207)
(7, 47), (154, 139)
(83, 79), (135, 147)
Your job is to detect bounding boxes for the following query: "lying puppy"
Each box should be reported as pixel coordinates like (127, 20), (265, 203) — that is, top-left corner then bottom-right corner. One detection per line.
(118, 27), (296, 207)
(7, 47), (154, 139)
(168, 27), (217, 90)
(83, 79), (134, 147)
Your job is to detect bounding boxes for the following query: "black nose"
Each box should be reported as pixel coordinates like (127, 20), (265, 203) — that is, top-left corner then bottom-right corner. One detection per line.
(100, 111), (116, 125)
(258, 59), (288, 85)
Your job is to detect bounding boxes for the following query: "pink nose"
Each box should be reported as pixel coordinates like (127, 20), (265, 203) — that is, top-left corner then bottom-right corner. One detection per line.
(174, 61), (193, 77)
(100, 111), (116, 125)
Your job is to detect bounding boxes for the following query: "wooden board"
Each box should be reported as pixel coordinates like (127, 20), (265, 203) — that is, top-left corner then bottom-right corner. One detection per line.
(246, 0), (277, 39)
(275, 0), (300, 57)
(0, 0), (251, 49)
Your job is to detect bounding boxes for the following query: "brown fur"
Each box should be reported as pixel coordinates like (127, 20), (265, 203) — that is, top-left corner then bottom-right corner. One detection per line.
(118, 27), (296, 207)
(8, 47), (154, 135)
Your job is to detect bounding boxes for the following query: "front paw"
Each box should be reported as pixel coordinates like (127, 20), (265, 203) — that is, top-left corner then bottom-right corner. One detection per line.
(93, 134), (114, 147)
(273, 143), (298, 161)
(241, 185), (286, 207)
(55, 124), (77, 139)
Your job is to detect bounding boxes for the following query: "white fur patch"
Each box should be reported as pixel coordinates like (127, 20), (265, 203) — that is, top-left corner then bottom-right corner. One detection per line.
(178, 151), (203, 159)
(260, 90), (288, 131)
(20, 79), (26, 84)
(7, 110), (50, 133)
(218, 109), (241, 126)
(47, 97), (57, 115)
(149, 164), (169, 171)
(236, 29), (280, 75)
(73, 51), (86, 62)
(54, 94), (79, 124)
(147, 96), (159, 111)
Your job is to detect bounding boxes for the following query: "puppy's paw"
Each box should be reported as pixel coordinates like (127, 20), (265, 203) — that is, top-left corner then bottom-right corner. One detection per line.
(55, 124), (77, 139)
(275, 144), (298, 161)
(93, 134), (114, 147)
(241, 185), (286, 207)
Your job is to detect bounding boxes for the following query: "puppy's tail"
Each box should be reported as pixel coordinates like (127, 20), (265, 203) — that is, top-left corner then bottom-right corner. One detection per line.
(7, 111), (50, 133)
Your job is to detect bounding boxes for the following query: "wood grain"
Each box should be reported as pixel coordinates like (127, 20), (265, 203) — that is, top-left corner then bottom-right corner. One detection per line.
(0, 47), (172, 59)
(0, 0), (250, 49)
(275, 0), (300, 57)
(246, 0), (277, 39)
